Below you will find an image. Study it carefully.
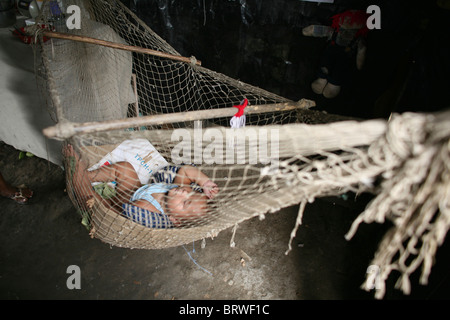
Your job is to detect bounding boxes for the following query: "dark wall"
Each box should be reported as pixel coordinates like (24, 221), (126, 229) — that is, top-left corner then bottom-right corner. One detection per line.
(121, 0), (450, 119)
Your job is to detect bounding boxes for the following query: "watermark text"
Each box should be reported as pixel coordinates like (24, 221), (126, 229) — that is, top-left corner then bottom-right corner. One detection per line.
(170, 122), (279, 166)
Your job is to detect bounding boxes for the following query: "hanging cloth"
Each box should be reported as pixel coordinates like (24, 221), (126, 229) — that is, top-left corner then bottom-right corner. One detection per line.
(230, 98), (248, 128)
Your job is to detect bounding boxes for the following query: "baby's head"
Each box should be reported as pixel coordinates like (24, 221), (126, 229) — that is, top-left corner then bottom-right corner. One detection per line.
(165, 186), (208, 226)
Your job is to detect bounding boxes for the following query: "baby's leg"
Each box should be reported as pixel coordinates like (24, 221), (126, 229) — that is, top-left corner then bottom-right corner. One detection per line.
(88, 162), (141, 205)
(64, 145), (140, 210)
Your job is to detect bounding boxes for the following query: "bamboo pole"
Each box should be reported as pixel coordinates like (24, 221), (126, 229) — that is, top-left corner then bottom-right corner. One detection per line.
(43, 99), (316, 140)
(42, 31), (202, 66)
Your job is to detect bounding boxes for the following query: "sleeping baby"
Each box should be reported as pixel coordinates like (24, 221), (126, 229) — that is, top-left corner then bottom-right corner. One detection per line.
(65, 143), (219, 228)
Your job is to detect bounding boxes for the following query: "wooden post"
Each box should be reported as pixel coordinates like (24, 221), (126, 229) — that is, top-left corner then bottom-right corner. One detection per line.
(131, 74), (139, 118)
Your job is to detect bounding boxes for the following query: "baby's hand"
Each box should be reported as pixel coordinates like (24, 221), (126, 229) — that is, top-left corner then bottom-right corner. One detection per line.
(202, 180), (219, 199)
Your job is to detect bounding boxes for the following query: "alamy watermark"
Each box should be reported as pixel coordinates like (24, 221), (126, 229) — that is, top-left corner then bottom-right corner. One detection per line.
(66, 5), (81, 30)
(170, 122), (279, 166)
(365, 265), (382, 291)
(50, 3), (81, 30)
(66, 265), (81, 290)
(60, 3), (379, 165)
(61, 4), (381, 32)
(366, 5), (381, 30)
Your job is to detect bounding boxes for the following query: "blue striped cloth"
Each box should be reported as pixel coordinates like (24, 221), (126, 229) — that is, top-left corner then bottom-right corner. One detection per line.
(150, 165), (180, 184)
(121, 165), (179, 229)
(150, 165), (203, 192)
(121, 165), (203, 229)
(122, 203), (174, 229)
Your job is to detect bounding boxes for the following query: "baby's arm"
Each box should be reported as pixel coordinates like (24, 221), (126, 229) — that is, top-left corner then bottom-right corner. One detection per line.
(174, 165), (219, 199)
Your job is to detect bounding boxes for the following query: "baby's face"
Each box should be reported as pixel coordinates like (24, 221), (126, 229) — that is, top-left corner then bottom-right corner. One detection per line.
(166, 186), (208, 225)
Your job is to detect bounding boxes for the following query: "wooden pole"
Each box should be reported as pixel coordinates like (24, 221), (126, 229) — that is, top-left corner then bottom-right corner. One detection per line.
(42, 31), (202, 66)
(131, 74), (139, 117)
(43, 99), (316, 140)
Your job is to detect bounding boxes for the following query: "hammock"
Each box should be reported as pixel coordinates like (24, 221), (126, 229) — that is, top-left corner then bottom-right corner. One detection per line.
(33, 0), (449, 299)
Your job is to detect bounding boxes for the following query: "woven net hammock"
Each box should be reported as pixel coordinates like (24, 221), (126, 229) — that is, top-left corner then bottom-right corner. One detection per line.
(33, 0), (449, 299)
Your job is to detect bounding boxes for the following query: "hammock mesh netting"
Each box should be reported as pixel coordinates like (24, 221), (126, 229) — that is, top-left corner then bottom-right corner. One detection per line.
(32, 0), (449, 299)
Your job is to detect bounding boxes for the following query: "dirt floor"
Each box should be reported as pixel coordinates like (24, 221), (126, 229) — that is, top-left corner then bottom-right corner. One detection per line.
(1, 141), (449, 301)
